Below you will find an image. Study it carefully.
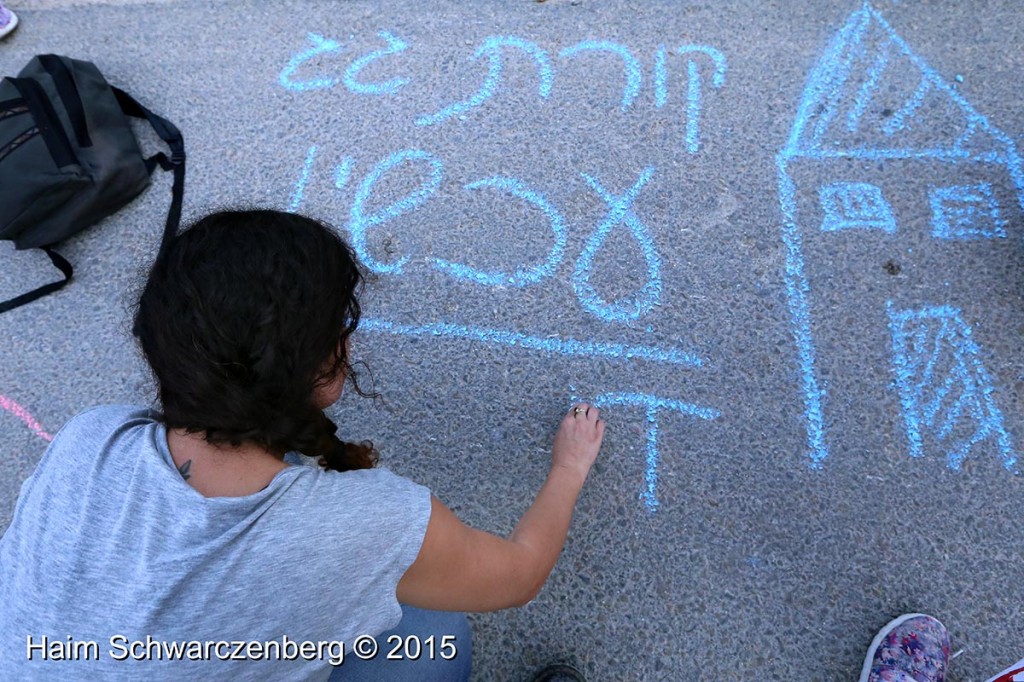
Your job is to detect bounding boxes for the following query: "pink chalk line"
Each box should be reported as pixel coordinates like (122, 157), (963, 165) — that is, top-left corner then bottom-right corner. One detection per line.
(0, 395), (54, 442)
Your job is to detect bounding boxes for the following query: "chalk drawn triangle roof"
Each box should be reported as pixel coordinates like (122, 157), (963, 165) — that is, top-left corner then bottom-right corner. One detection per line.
(783, 2), (1018, 162)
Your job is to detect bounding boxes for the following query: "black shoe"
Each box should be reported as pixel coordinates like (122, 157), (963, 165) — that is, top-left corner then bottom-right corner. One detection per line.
(530, 663), (586, 682)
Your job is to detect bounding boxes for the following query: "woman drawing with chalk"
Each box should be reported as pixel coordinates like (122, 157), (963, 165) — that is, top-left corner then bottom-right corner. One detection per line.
(0, 209), (601, 681)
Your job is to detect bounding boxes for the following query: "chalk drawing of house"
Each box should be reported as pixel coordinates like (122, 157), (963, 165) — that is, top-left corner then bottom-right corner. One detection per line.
(776, 2), (1021, 470)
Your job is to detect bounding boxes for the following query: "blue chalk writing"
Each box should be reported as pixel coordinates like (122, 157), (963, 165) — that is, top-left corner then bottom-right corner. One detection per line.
(888, 303), (1017, 472)
(676, 46), (727, 153)
(334, 157), (355, 190)
(819, 182), (897, 232)
(360, 318), (705, 367)
(654, 45), (668, 108)
(572, 168), (662, 324)
(416, 36), (553, 126)
(929, 183), (1006, 239)
(430, 176), (567, 287)
(592, 391), (720, 511)
(778, 2), (1024, 467)
(559, 41), (642, 111)
(281, 32), (729, 140)
(349, 150), (443, 274)
(289, 144), (318, 212)
(686, 61), (701, 153)
(343, 30), (410, 95)
(280, 33), (344, 91)
(676, 46), (727, 89)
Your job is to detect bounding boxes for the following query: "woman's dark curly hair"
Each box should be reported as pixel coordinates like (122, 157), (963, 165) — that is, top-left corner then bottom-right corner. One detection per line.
(129, 209), (378, 472)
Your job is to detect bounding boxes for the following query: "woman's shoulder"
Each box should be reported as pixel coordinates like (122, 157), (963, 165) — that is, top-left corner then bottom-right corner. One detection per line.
(289, 459), (426, 493)
(56, 403), (160, 437)
(40, 404), (158, 459)
(278, 462), (431, 520)
(17, 405), (165, 510)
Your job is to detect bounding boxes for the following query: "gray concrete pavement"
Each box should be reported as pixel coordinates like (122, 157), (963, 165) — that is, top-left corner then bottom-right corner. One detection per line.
(2, 1), (1023, 680)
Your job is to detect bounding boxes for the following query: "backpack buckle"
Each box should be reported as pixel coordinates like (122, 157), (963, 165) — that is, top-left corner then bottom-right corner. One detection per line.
(170, 149), (185, 165)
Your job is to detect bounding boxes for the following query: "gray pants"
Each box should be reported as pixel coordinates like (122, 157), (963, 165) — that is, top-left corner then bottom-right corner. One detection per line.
(327, 605), (472, 681)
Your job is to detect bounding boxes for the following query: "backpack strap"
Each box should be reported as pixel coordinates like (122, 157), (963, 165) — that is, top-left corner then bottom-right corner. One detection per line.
(0, 247), (73, 314)
(112, 86), (185, 261)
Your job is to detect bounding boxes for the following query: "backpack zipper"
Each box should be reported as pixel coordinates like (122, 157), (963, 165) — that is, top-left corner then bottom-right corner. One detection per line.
(0, 104), (29, 122)
(0, 125), (40, 164)
(0, 96), (29, 121)
(38, 55), (92, 148)
(7, 77), (77, 169)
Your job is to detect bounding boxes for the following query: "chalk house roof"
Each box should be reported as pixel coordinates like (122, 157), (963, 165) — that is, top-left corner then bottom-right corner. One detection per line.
(783, 2), (1015, 163)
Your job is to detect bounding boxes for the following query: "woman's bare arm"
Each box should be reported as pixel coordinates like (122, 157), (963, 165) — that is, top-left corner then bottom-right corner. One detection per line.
(396, 403), (605, 612)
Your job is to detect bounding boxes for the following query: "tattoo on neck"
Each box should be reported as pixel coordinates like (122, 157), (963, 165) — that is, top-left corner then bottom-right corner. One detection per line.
(178, 459), (192, 481)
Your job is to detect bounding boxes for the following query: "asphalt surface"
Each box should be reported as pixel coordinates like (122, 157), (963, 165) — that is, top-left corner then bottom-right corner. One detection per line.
(1, 1), (1023, 680)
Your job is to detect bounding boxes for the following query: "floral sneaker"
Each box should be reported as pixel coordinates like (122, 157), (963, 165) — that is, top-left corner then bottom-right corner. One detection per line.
(859, 614), (951, 682)
(0, 4), (18, 40)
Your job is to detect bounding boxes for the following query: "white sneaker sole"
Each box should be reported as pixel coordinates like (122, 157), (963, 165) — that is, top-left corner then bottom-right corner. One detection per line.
(0, 11), (18, 39)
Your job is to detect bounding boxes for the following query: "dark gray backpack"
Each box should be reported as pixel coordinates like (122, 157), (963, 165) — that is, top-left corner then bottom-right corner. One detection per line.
(0, 54), (185, 313)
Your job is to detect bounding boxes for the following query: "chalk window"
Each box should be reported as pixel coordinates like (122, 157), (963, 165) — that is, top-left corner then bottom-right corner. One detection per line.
(819, 182), (896, 233)
(929, 183), (1006, 240)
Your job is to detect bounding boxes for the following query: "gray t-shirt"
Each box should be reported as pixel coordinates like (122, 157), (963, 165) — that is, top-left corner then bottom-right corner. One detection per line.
(0, 404), (432, 681)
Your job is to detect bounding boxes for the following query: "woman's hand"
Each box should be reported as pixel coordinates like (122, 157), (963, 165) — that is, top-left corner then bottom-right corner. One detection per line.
(551, 403), (605, 483)
(396, 402), (608, 612)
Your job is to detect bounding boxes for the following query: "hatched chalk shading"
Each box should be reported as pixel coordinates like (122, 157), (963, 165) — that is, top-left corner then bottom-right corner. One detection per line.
(887, 303), (1017, 473)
